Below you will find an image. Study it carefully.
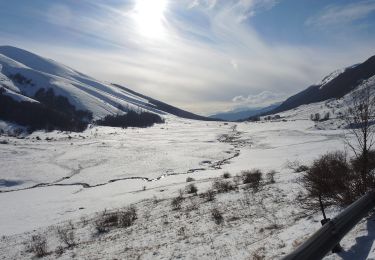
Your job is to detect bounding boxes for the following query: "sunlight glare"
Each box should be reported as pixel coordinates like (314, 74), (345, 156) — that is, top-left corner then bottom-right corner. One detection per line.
(133, 0), (168, 39)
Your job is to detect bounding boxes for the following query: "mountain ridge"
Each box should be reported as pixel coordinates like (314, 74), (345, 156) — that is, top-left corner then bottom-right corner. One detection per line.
(268, 55), (375, 115)
(0, 46), (213, 122)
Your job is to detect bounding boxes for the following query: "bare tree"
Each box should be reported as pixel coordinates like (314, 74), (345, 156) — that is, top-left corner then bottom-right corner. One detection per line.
(343, 79), (375, 193)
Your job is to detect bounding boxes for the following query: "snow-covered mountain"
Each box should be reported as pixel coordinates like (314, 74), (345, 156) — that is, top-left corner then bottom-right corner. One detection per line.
(262, 74), (375, 132)
(269, 55), (375, 114)
(0, 46), (210, 121)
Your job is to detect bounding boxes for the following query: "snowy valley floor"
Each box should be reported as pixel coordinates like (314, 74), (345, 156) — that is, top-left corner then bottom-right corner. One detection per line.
(0, 118), (374, 259)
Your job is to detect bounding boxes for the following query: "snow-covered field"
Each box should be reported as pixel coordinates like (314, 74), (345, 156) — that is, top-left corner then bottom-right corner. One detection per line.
(0, 115), (374, 259)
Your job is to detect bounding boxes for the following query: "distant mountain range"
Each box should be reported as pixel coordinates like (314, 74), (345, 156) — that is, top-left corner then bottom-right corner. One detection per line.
(268, 55), (375, 115)
(209, 103), (281, 121)
(0, 45), (212, 122)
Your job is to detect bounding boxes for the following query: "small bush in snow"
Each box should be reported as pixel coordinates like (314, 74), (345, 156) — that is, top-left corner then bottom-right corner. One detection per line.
(186, 198), (200, 211)
(323, 112), (330, 121)
(56, 222), (76, 248)
(266, 170), (276, 184)
(301, 151), (356, 206)
(201, 189), (216, 202)
(233, 174), (242, 186)
(95, 210), (116, 233)
(211, 208), (224, 225)
(186, 177), (195, 182)
(152, 195), (160, 204)
(212, 179), (235, 193)
(350, 150), (375, 184)
(94, 221), (107, 234)
(222, 172), (231, 179)
(171, 196), (184, 210)
(242, 169), (263, 191)
(118, 206), (137, 228)
(252, 248), (266, 260)
(27, 234), (48, 258)
(55, 246), (64, 257)
(177, 226), (186, 238)
(94, 206), (137, 233)
(314, 113), (321, 121)
(186, 183), (198, 195)
(286, 160), (308, 173)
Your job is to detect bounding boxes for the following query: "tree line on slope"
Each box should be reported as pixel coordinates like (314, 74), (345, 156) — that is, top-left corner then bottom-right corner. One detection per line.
(0, 87), (165, 133)
(95, 110), (164, 128)
(0, 87), (91, 132)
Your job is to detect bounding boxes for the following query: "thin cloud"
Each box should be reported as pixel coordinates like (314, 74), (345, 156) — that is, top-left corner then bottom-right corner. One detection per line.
(306, 1), (375, 27)
(232, 91), (285, 108)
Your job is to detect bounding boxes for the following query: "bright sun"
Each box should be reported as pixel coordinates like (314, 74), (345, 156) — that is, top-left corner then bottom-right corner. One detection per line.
(133, 0), (168, 39)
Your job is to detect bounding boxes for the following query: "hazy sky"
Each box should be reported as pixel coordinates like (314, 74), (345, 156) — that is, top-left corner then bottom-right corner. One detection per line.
(1, 0), (375, 115)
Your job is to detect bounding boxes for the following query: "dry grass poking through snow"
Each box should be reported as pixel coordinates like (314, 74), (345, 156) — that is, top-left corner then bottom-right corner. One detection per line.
(0, 169), (324, 260)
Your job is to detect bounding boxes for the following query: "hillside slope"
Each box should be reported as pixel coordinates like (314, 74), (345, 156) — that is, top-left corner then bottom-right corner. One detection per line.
(0, 46), (210, 121)
(270, 55), (375, 114)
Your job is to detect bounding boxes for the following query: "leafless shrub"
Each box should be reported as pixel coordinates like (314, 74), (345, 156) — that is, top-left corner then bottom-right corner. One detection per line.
(186, 198), (200, 211)
(94, 219), (108, 234)
(310, 113), (321, 122)
(264, 223), (281, 231)
(242, 169), (263, 191)
(27, 234), (48, 258)
(351, 150), (375, 173)
(118, 206), (137, 228)
(186, 183), (198, 195)
(171, 195), (184, 210)
(212, 179), (235, 193)
(152, 195), (159, 204)
(286, 160), (309, 172)
(80, 216), (88, 227)
(56, 222), (76, 248)
(211, 208), (224, 225)
(177, 226), (186, 239)
(95, 206), (137, 233)
(186, 177), (195, 182)
(252, 247), (266, 260)
(222, 172), (231, 179)
(239, 190), (253, 208)
(201, 189), (216, 202)
(342, 81), (375, 192)
(55, 246), (64, 257)
(95, 210), (117, 233)
(301, 151), (357, 206)
(251, 247), (265, 260)
(233, 174), (242, 186)
(267, 170), (276, 183)
(350, 150), (375, 189)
